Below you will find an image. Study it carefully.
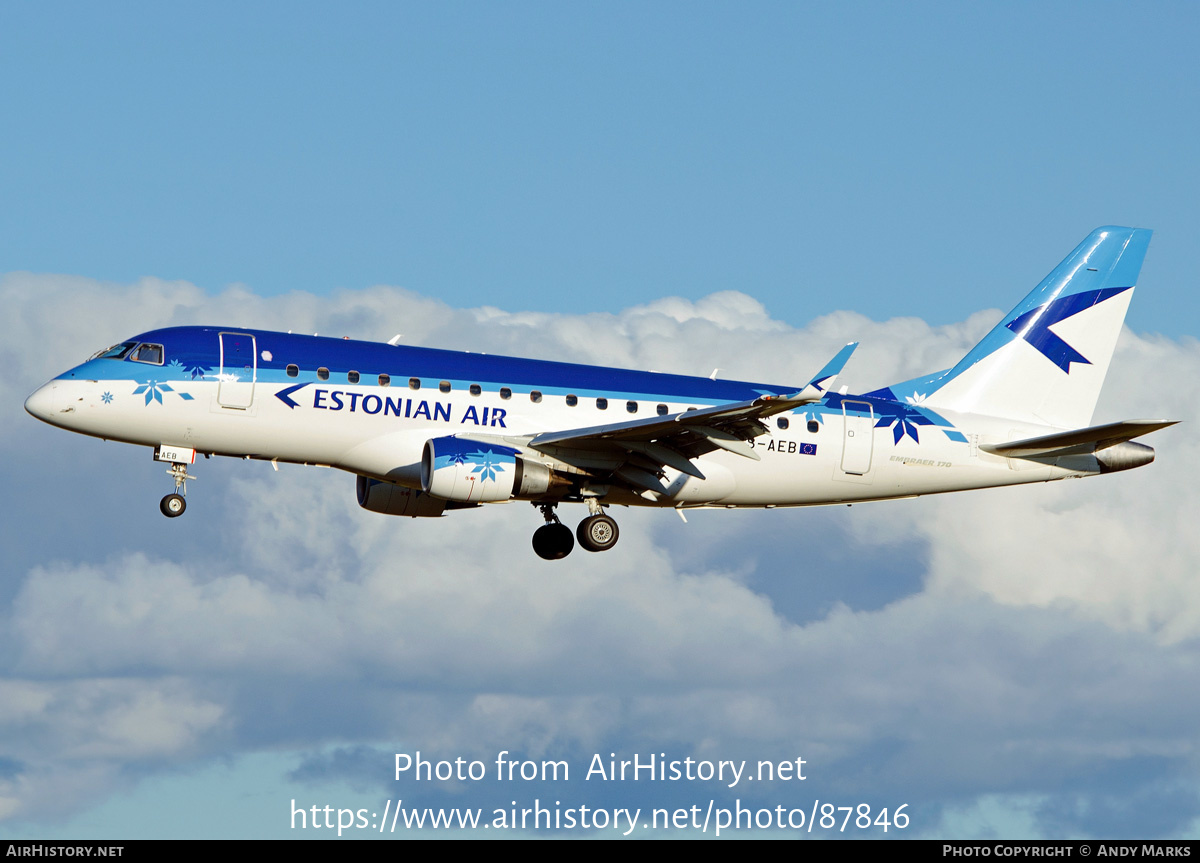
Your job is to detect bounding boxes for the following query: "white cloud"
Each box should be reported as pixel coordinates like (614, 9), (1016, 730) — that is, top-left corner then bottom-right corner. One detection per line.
(2, 272), (1198, 836)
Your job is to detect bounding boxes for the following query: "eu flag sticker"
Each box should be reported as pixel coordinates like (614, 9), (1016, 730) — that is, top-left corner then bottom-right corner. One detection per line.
(800, 443), (817, 456)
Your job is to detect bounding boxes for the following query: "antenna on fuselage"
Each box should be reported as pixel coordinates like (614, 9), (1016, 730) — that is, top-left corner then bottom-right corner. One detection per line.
(388, 334), (403, 346)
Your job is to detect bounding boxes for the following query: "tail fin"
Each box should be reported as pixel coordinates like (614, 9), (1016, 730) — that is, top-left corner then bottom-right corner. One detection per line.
(894, 226), (1152, 429)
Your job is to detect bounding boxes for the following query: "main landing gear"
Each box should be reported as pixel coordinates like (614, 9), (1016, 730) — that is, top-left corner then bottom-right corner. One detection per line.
(159, 462), (195, 518)
(577, 512), (619, 553)
(531, 501), (620, 560)
(532, 504), (574, 560)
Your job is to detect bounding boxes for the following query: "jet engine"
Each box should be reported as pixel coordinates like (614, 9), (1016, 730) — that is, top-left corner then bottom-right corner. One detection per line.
(356, 475), (447, 517)
(421, 436), (568, 503)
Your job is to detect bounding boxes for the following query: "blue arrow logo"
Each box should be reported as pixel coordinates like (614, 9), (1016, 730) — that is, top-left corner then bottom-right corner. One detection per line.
(1005, 286), (1131, 373)
(275, 382), (309, 409)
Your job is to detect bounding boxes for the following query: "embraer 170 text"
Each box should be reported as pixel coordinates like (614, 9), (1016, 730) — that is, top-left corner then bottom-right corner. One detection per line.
(26, 227), (1176, 559)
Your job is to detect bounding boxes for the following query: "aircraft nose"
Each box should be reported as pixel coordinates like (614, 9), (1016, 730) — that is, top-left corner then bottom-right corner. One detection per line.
(24, 382), (60, 423)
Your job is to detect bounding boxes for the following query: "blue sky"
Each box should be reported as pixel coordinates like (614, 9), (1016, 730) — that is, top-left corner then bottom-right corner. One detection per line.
(2, 2), (1200, 840)
(3, 2), (1197, 333)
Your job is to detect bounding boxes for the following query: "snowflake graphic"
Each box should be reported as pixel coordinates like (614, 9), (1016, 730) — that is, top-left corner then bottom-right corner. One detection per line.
(163, 357), (209, 379)
(467, 449), (508, 483)
(133, 380), (195, 405)
(828, 391), (963, 447)
(870, 399), (949, 445)
(101, 391), (113, 404)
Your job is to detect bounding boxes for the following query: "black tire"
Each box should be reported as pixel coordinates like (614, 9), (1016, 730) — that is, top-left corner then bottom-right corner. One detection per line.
(577, 514), (619, 552)
(532, 523), (574, 560)
(160, 493), (186, 518)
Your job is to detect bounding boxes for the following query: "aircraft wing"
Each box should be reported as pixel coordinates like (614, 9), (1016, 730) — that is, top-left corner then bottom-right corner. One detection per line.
(526, 343), (857, 492)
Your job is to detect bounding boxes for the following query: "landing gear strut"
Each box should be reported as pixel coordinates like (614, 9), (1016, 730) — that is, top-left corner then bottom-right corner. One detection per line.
(160, 462), (194, 519)
(577, 498), (619, 553)
(532, 504), (574, 560)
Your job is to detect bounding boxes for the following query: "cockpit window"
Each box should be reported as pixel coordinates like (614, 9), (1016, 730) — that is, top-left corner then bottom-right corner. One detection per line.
(92, 342), (137, 360)
(129, 343), (164, 365)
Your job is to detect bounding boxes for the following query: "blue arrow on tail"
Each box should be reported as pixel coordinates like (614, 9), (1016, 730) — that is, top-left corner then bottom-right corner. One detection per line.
(1006, 286), (1131, 373)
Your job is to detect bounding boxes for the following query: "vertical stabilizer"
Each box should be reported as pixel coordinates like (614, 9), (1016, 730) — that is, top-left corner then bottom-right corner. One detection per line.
(913, 226), (1151, 429)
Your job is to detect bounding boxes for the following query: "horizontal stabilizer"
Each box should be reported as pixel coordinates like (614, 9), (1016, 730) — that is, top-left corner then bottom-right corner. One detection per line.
(981, 419), (1178, 458)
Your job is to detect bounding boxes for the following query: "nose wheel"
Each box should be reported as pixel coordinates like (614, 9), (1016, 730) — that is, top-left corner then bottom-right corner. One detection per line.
(160, 462), (195, 518)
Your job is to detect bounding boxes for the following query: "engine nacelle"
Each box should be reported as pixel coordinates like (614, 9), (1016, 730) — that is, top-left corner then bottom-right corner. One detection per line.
(421, 436), (565, 503)
(356, 475), (447, 517)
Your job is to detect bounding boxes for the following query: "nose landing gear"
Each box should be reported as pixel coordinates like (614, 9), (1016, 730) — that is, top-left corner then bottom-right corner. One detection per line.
(160, 462), (194, 518)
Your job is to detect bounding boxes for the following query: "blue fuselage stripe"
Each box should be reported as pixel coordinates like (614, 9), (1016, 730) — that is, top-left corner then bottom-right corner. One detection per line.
(67, 326), (800, 404)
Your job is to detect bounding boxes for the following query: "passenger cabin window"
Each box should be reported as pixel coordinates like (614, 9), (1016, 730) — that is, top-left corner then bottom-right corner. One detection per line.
(439, 381), (451, 393)
(777, 417), (790, 430)
(530, 390), (543, 403)
(657, 404), (668, 416)
(469, 384), (481, 396)
(379, 374), (391, 387)
(500, 387), (512, 400)
(317, 367), (329, 381)
(129, 343), (163, 365)
(626, 401), (638, 413)
(566, 394), (578, 407)
(807, 420), (820, 433)
(286, 364), (299, 377)
(596, 397), (608, 410)
(348, 370), (360, 384)
(409, 378), (421, 390)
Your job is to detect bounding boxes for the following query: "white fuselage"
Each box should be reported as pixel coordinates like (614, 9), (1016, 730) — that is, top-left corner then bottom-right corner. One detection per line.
(27, 349), (1090, 511)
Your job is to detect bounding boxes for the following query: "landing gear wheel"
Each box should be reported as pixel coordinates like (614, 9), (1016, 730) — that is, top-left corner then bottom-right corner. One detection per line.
(160, 493), (186, 518)
(577, 514), (619, 552)
(532, 523), (574, 560)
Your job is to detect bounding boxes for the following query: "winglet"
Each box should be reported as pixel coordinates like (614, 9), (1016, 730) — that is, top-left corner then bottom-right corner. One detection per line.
(747, 342), (859, 415)
(807, 342), (858, 393)
(780, 342), (858, 404)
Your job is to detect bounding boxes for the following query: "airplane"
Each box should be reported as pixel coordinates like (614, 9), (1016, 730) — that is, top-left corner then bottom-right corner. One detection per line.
(25, 226), (1177, 560)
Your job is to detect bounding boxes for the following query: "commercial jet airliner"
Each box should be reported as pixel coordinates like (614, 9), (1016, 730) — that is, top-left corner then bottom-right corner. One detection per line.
(25, 227), (1176, 559)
